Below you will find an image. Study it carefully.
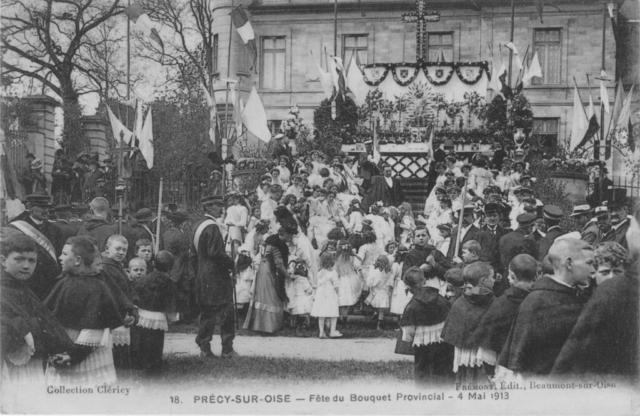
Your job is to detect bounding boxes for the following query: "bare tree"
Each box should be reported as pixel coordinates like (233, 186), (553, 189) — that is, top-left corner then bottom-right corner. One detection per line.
(1, 0), (125, 153)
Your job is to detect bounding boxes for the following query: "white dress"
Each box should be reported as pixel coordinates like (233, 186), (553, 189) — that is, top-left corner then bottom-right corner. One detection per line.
(365, 268), (393, 309)
(310, 269), (340, 318)
(357, 243), (384, 287)
(336, 255), (363, 307)
(390, 262), (413, 315)
(286, 274), (314, 315)
(400, 215), (415, 247)
(235, 266), (254, 304)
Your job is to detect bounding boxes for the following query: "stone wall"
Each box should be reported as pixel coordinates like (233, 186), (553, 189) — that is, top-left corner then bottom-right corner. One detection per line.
(22, 95), (59, 186)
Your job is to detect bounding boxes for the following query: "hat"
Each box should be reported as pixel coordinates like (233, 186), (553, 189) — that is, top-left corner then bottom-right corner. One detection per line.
(516, 213), (536, 227)
(500, 202), (512, 216)
(53, 204), (72, 213)
(274, 133), (285, 140)
(167, 209), (189, 223)
(30, 158), (44, 170)
(602, 200), (622, 210)
(132, 208), (155, 221)
(514, 186), (533, 195)
(96, 177), (107, 183)
(569, 204), (592, 217)
(483, 202), (500, 215)
(71, 203), (90, 213)
(520, 174), (532, 182)
(595, 206), (609, 220)
(455, 205), (475, 214)
(25, 192), (53, 207)
(436, 223), (453, 232)
(543, 205), (563, 221)
(200, 195), (224, 206)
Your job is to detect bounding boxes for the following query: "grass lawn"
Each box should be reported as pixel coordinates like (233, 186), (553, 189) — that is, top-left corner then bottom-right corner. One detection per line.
(155, 354), (413, 387)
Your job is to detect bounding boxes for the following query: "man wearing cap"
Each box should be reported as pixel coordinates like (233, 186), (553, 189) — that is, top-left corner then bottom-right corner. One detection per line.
(570, 204), (600, 245)
(480, 202), (510, 271)
(191, 195), (237, 359)
(163, 210), (195, 320)
(7, 192), (62, 300)
(272, 134), (293, 171)
(498, 213), (539, 293)
(77, 197), (115, 252)
(605, 200), (631, 249)
(82, 157), (104, 201)
(537, 205), (565, 262)
(447, 205), (492, 262)
(595, 205), (614, 245)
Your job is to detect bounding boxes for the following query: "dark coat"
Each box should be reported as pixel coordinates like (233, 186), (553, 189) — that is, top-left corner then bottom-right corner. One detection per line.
(441, 289), (494, 349)
(162, 227), (193, 284)
(498, 229), (539, 277)
(82, 168), (104, 197)
(191, 216), (235, 306)
(612, 218), (630, 249)
(472, 285), (531, 355)
(580, 220), (600, 245)
(44, 271), (124, 330)
(54, 220), (78, 248)
(362, 175), (404, 211)
(551, 263), (639, 377)
(272, 143), (293, 170)
(100, 256), (138, 315)
(133, 270), (176, 314)
(498, 276), (584, 375)
(447, 224), (492, 261)
(537, 226), (565, 261)
(400, 287), (451, 327)
(6, 215), (62, 300)
(402, 244), (450, 280)
(77, 217), (115, 252)
(1, 275), (76, 362)
(480, 224), (511, 270)
(491, 149), (507, 170)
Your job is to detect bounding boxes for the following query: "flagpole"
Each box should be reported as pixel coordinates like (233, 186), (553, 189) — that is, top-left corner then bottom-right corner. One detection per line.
(222, 0), (235, 196)
(334, 0), (338, 55)
(599, 3), (607, 163)
(572, 76), (591, 121)
(508, 0), (515, 88)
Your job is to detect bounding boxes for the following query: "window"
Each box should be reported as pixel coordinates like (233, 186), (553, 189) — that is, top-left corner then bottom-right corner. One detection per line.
(343, 35), (368, 65)
(427, 32), (453, 61)
(267, 120), (282, 135)
(212, 34), (218, 73)
(262, 37), (286, 89)
(533, 29), (561, 84)
(533, 118), (559, 148)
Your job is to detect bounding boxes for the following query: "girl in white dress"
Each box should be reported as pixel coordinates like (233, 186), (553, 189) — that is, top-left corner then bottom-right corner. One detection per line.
(310, 252), (342, 338)
(398, 203), (416, 246)
(365, 255), (394, 330)
(285, 259), (313, 333)
(343, 200), (365, 235)
(335, 240), (362, 327)
(389, 246), (412, 318)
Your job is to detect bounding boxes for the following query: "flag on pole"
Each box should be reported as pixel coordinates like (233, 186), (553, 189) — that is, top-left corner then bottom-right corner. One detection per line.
(575, 114), (600, 152)
(616, 85), (634, 129)
(570, 84), (589, 152)
(135, 99), (144, 138)
(487, 46), (504, 95)
(328, 56), (347, 100)
(311, 50), (334, 100)
(609, 81), (625, 132)
(504, 42), (523, 72)
(241, 86), (271, 143)
(200, 83), (218, 147)
(587, 93), (595, 118)
(499, 69), (513, 100)
(138, 108), (154, 169)
(106, 106), (133, 145)
(230, 5), (257, 68)
(120, 98), (137, 108)
(345, 51), (367, 105)
(522, 51), (542, 87)
(599, 70), (611, 114)
(124, 2), (164, 53)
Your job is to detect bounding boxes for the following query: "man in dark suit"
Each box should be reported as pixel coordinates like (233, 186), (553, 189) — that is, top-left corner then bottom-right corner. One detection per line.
(480, 202), (510, 270)
(570, 203), (599, 244)
(537, 205), (565, 262)
(82, 158), (104, 202)
(447, 205), (492, 262)
(491, 142), (507, 170)
(271, 133), (293, 171)
(605, 199), (631, 249)
(498, 213), (539, 280)
(362, 164), (404, 209)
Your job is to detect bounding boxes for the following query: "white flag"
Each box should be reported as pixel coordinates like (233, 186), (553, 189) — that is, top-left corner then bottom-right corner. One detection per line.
(522, 51), (542, 87)
(138, 108), (154, 169)
(310, 50), (334, 99)
(616, 85), (635, 128)
(570, 85), (588, 152)
(106, 106), (133, 145)
(600, 80), (611, 114)
(241, 86), (271, 143)
(345, 52), (367, 105)
(489, 62), (506, 95)
(504, 42), (523, 73)
(135, 99), (144, 138)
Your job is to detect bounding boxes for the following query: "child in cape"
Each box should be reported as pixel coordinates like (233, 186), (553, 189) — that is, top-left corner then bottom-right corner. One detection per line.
(366, 255), (394, 330)
(1, 234), (89, 395)
(45, 236), (126, 386)
(130, 251), (177, 377)
(136, 239), (155, 273)
(400, 266), (454, 385)
(310, 252), (342, 338)
(285, 259), (313, 334)
(440, 261), (496, 385)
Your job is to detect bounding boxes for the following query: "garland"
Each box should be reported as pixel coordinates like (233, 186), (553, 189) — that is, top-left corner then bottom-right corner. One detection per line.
(391, 64), (420, 87)
(361, 61), (491, 87)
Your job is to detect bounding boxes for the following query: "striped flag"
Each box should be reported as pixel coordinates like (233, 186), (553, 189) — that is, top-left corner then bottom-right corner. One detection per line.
(124, 2), (164, 54)
(230, 5), (257, 68)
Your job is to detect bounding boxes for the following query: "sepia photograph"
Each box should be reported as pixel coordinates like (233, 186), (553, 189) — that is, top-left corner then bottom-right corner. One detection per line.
(0, 0), (639, 413)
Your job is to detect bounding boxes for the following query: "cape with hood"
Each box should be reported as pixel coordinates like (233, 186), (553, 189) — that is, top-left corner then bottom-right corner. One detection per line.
(441, 287), (495, 349)
(100, 256), (139, 315)
(498, 275), (584, 375)
(77, 216), (115, 252)
(400, 286), (451, 328)
(471, 285), (532, 356)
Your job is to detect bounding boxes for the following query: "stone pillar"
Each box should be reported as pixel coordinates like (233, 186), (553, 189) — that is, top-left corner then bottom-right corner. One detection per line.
(22, 95), (60, 187)
(81, 115), (110, 161)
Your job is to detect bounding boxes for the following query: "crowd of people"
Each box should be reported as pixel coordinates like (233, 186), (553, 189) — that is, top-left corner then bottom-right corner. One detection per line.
(1, 134), (638, 391)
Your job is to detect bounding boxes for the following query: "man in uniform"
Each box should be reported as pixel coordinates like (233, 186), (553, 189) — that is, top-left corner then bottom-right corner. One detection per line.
(537, 205), (565, 261)
(595, 205), (614, 244)
(498, 213), (538, 284)
(7, 192), (61, 300)
(480, 202), (510, 271)
(191, 196), (237, 359)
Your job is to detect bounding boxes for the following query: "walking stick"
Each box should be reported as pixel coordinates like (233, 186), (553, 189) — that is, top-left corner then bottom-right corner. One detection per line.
(231, 239), (239, 330)
(155, 177), (163, 254)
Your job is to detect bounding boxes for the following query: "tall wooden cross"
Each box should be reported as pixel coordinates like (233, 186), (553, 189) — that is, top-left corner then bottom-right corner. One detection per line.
(402, 0), (440, 62)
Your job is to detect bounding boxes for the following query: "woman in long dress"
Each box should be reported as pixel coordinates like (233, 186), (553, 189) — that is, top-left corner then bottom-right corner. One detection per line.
(244, 220), (297, 334)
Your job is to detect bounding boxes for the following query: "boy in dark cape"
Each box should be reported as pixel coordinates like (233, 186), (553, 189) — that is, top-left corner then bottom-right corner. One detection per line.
(1, 234), (90, 389)
(444, 268), (464, 304)
(441, 262), (495, 385)
(498, 238), (590, 377)
(400, 266), (454, 384)
(44, 236), (126, 386)
(472, 254), (538, 378)
(130, 251), (177, 377)
(402, 225), (450, 280)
